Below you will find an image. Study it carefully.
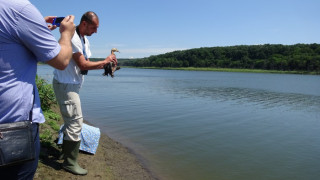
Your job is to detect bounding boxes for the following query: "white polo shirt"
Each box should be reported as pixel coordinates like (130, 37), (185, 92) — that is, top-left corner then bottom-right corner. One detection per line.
(53, 31), (91, 85)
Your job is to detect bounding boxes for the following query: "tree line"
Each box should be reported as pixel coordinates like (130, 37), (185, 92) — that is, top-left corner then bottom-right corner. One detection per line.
(120, 44), (320, 72)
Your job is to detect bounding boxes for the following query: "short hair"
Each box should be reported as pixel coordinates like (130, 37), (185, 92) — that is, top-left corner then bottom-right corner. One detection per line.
(80, 11), (98, 24)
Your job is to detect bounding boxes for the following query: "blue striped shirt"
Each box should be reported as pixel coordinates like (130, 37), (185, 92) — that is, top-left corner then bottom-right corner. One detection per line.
(0, 0), (61, 123)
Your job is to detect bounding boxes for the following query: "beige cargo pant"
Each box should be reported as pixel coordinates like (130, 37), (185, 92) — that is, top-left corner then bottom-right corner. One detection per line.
(52, 78), (83, 141)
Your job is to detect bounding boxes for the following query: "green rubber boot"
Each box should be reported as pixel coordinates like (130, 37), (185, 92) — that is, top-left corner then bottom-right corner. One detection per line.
(62, 140), (88, 175)
(58, 141), (65, 160)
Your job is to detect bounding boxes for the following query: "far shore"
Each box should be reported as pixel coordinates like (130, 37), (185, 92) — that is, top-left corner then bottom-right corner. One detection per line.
(125, 66), (320, 75)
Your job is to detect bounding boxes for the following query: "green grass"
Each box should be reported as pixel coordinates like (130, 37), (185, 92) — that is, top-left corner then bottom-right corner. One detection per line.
(127, 66), (319, 75)
(43, 110), (60, 121)
(39, 128), (54, 147)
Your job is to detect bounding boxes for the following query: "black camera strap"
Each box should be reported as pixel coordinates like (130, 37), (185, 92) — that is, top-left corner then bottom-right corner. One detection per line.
(29, 87), (35, 122)
(76, 26), (89, 75)
(76, 26), (85, 44)
(76, 26), (87, 59)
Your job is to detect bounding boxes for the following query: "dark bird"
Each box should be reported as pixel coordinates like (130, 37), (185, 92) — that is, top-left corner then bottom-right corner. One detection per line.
(103, 48), (120, 77)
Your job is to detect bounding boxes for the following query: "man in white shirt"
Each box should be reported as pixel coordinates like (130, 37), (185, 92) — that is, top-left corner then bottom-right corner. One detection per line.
(53, 11), (116, 175)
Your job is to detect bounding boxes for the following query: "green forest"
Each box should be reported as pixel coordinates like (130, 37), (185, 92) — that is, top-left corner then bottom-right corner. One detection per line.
(119, 44), (320, 73)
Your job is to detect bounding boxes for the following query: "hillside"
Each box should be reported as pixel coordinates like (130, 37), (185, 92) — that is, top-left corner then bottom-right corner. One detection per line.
(121, 44), (320, 73)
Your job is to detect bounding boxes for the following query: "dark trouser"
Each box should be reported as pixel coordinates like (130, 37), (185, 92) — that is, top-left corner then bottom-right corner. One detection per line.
(0, 123), (40, 180)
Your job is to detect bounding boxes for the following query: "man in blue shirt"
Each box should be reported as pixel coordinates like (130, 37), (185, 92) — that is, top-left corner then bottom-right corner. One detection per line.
(0, 0), (75, 179)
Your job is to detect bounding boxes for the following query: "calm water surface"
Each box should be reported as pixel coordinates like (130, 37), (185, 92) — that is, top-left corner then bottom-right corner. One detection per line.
(38, 65), (320, 180)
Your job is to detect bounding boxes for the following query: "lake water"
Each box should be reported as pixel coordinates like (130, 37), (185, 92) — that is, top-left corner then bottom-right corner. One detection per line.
(37, 65), (320, 180)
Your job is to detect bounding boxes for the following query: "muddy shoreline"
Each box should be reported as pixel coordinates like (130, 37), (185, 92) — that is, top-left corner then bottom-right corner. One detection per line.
(34, 114), (159, 180)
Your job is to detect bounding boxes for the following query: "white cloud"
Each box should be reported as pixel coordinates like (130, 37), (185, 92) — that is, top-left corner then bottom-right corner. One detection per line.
(121, 47), (187, 54)
(91, 46), (188, 58)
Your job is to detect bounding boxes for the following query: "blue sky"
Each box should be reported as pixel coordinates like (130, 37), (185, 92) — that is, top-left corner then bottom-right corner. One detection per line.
(32, 0), (320, 59)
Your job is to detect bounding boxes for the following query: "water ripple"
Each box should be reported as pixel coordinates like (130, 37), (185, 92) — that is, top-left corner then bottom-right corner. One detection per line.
(165, 85), (320, 112)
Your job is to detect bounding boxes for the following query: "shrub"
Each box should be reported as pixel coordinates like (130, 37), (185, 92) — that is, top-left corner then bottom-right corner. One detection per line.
(43, 110), (60, 121)
(39, 129), (53, 147)
(36, 75), (56, 111)
(48, 120), (60, 132)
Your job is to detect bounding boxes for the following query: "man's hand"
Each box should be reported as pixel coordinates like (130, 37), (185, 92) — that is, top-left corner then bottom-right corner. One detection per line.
(59, 15), (76, 39)
(104, 54), (117, 65)
(47, 15), (75, 70)
(44, 16), (57, 30)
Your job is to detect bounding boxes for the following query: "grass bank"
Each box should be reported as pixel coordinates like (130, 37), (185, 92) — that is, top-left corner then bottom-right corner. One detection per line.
(126, 66), (319, 75)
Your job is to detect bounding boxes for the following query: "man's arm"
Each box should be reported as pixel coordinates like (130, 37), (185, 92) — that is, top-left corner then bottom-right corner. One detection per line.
(47, 16), (75, 70)
(73, 53), (116, 70)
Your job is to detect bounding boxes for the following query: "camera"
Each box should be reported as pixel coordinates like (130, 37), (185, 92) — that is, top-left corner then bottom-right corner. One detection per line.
(52, 17), (64, 27)
(80, 70), (88, 75)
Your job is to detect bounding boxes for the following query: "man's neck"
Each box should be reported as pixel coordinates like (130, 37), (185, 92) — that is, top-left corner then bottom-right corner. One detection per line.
(76, 26), (86, 44)
(76, 26), (85, 38)
(77, 26), (85, 37)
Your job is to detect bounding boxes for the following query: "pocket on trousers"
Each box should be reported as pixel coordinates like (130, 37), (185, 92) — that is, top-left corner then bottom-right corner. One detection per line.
(60, 100), (76, 118)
